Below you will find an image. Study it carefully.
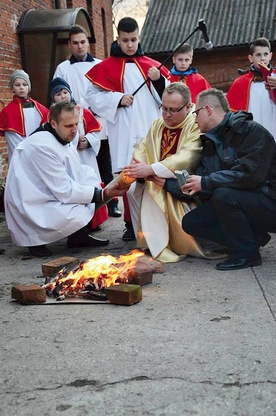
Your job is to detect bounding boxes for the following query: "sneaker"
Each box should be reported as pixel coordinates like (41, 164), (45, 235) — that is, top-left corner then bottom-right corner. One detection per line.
(122, 223), (136, 241)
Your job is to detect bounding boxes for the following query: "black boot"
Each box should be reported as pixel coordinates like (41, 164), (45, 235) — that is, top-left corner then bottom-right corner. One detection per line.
(122, 222), (136, 241)
(107, 200), (122, 217)
(28, 245), (52, 257)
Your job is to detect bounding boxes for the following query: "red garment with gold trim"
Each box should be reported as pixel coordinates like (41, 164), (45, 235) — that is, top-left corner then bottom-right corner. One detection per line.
(160, 127), (181, 160)
(85, 56), (170, 92)
(226, 72), (253, 111)
(0, 96), (49, 136)
(82, 108), (102, 133)
(169, 73), (211, 103)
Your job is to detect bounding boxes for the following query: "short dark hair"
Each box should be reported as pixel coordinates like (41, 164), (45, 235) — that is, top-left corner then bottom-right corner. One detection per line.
(163, 82), (191, 103)
(69, 25), (88, 41)
(250, 37), (271, 54)
(49, 101), (78, 122)
(173, 43), (193, 56)
(197, 88), (229, 112)
(117, 17), (139, 34)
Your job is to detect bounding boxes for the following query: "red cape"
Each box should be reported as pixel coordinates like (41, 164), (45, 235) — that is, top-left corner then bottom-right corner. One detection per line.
(0, 96), (49, 136)
(169, 73), (211, 103)
(85, 56), (171, 93)
(226, 72), (253, 111)
(82, 108), (102, 133)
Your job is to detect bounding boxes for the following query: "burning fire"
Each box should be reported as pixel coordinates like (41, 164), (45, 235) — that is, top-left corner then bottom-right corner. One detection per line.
(43, 250), (145, 301)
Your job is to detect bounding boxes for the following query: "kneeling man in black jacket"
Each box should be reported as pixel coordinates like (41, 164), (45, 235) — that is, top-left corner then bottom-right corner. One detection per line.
(165, 88), (276, 270)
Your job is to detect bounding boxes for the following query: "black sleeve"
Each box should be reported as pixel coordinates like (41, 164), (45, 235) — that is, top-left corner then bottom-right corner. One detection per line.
(164, 178), (194, 202)
(151, 76), (165, 99)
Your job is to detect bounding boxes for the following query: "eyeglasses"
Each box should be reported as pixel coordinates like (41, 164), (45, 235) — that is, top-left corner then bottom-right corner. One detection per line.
(161, 102), (188, 115)
(192, 105), (213, 116)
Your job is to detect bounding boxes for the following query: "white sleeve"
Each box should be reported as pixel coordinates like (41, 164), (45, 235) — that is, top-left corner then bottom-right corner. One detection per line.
(86, 82), (124, 123)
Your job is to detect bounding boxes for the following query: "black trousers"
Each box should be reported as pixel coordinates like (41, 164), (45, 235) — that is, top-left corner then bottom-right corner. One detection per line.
(96, 139), (118, 209)
(182, 187), (276, 257)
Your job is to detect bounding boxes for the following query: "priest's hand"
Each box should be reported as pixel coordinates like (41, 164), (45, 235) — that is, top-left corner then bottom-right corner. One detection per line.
(148, 66), (160, 81)
(149, 176), (165, 187)
(123, 158), (154, 178)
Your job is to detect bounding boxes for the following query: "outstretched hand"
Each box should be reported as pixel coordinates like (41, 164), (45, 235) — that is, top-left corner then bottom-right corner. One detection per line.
(123, 157), (154, 179)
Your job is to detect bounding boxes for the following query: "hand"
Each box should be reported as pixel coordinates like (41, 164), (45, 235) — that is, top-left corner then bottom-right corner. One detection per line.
(149, 175), (165, 187)
(148, 66), (160, 81)
(181, 175), (202, 195)
(78, 136), (89, 150)
(266, 75), (276, 90)
(106, 183), (128, 199)
(123, 159), (154, 178)
(120, 94), (134, 107)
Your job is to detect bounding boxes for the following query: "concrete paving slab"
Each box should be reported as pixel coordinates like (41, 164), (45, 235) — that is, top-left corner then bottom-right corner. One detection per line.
(0, 211), (275, 416)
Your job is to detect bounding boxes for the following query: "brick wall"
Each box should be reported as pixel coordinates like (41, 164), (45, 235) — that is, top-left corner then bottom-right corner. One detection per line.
(0, 0), (113, 180)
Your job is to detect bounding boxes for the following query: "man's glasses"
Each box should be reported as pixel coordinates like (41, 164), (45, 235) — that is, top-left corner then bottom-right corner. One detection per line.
(192, 105), (213, 116)
(161, 102), (188, 115)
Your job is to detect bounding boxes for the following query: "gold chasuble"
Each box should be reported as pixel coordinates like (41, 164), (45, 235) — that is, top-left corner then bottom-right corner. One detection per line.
(132, 111), (213, 263)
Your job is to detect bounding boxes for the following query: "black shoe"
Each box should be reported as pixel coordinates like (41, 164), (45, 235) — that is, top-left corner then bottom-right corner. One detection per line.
(122, 223), (136, 241)
(91, 225), (102, 232)
(28, 245), (52, 257)
(258, 233), (271, 247)
(67, 234), (109, 248)
(0, 248), (5, 255)
(216, 252), (262, 271)
(108, 206), (122, 218)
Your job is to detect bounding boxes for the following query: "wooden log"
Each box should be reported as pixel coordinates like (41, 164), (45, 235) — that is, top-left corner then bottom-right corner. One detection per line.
(41, 256), (79, 277)
(104, 284), (142, 306)
(12, 284), (46, 304)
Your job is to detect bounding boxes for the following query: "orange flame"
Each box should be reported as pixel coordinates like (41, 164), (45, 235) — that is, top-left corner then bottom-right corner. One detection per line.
(43, 249), (144, 297)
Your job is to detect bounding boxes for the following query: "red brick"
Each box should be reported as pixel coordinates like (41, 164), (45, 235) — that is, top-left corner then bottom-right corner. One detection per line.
(11, 284), (46, 304)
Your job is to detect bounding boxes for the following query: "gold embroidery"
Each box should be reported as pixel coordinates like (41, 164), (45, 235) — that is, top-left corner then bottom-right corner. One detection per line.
(161, 129), (178, 160)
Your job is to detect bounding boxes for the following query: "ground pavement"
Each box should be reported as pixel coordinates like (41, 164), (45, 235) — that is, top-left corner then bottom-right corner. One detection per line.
(0, 206), (275, 416)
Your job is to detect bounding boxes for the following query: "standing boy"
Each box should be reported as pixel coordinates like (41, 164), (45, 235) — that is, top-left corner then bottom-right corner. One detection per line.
(227, 37), (276, 140)
(85, 17), (170, 241)
(169, 43), (211, 103)
(0, 69), (48, 163)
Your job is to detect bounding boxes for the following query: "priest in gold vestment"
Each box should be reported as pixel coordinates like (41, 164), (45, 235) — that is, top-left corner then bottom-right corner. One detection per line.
(124, 83), (215, 262)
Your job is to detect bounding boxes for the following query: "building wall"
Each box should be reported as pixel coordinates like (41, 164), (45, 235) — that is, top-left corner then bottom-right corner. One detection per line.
(0, 0), (113, 180)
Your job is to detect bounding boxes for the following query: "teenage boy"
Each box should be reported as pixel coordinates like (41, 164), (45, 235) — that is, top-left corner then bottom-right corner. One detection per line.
(227, 37), (276, 140)
(85, 17), (170, 241)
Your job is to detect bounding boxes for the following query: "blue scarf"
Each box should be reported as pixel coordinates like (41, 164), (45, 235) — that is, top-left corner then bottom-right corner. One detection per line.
(170, 65), (198, 76)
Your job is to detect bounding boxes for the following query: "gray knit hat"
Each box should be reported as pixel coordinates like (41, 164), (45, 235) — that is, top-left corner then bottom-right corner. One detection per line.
(10, 69), (31, 91)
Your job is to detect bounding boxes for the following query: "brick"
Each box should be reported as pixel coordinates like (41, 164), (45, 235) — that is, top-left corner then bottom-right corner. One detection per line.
(11, 284), (46, 304)
(128, 266), (153, 286)
(41, 256), (79, 277)
(135, 255), (165, 274)
(104, 284), (142, 306)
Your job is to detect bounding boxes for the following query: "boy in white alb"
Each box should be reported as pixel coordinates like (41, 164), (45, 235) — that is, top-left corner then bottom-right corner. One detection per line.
(227, 37), (276, 140)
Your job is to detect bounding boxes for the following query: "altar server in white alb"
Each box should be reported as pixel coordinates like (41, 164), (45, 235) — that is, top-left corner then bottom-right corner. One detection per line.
(0, 69), (48, 163)
(4, 102), (127, 258)
(85, 16), (170, 241)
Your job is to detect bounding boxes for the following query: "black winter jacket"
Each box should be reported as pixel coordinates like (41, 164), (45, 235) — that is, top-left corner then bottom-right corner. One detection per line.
(165, 111), (276, 201)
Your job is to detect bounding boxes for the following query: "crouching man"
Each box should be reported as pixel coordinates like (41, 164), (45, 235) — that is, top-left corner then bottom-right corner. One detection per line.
(165, 88), (276, 270)
(4, 101), (126, 257)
